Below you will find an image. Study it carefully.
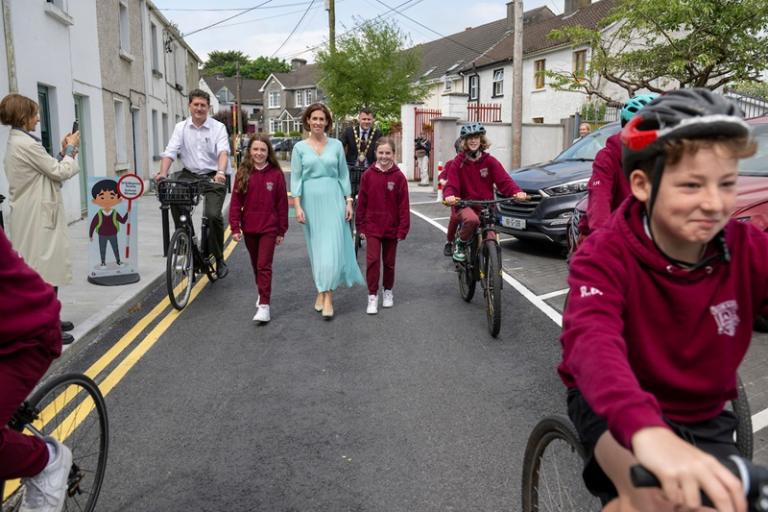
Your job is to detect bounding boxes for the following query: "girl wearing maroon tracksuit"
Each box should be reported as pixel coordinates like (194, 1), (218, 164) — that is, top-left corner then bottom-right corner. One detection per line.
(230, 135), (288, 323)
(355, 137), (410, 315)
(444, 123), (527, 262)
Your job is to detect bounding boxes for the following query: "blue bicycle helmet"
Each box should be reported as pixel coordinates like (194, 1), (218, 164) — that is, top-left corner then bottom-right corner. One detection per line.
(620, 93), (659, 126)
(460, 122), (486, 139)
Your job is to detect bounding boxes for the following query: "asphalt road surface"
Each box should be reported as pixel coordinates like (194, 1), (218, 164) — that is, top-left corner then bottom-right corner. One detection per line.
(48, 190), (767, 511)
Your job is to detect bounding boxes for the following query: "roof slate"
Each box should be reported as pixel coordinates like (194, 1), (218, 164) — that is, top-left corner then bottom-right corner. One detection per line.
(463, 0), (619, 70)
(410, 6), (556, 82)
(268, 63), (319, 89)
(203, 75), (265, 104)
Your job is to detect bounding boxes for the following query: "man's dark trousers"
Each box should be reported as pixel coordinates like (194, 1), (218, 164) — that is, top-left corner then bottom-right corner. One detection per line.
(171, 169), (226, 260)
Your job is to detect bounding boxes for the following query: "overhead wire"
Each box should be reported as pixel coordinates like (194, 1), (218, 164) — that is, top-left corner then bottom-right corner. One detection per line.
(270, 0), (316, 57)
(183, 0), (274, 37)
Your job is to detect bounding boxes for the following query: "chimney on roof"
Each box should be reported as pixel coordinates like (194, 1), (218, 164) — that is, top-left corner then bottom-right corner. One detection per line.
(291, 58), (307, 71)
(564, 0), (591, 15)
(507, 1), (514, 27)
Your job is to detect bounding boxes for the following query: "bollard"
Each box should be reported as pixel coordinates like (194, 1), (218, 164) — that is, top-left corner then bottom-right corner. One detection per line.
(435, 161), (444, 202)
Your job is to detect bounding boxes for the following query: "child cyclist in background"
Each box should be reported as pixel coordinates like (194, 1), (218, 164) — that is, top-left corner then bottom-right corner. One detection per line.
(355, 137), (410, 315)
(229, 135), (288, 323)
(444, 123), (527, 262)
(560, 89), (763, 512)
(438, 138), (462, 257)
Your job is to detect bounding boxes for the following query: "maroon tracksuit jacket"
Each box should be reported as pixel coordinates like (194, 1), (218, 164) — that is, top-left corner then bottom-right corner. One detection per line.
(560, 196), (768, 449)
(229, 165), (288, 305)
(443, 152), (521, 201)
(0, 228), (61, 479)
(355, 164), (410, 294)
(583, 133), (630, 234)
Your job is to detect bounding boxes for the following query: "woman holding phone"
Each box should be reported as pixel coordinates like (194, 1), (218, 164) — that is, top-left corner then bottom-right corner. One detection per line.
(0, 93), (80, 344)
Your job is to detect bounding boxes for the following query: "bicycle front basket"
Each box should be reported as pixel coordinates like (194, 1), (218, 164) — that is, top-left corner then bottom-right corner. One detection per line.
(157, 180), (200, 206)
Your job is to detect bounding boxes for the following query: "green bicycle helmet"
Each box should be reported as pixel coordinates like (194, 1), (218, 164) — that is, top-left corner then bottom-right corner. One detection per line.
(460, 122), (486, 139)
(620, 93), (659, 126)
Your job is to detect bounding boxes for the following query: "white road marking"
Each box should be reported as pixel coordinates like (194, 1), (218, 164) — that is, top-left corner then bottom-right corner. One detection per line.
(432, 216), (452, 221)
(410, 199), (442, 206)
(412, 208), (768, 434)
(537, 288), (570, 300)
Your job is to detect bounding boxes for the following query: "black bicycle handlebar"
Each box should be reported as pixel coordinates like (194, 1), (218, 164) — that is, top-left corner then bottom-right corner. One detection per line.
(631, 456), (768, 511)
(449, 195), (542, 208)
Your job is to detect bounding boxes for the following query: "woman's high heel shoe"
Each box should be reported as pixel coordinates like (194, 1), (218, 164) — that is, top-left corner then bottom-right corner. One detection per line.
(322, 304), (334, 320)
(314, 292), (324, 312)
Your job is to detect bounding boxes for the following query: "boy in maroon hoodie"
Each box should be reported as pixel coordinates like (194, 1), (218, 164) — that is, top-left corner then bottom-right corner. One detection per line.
(230, 135), (289, 323)
(0, 228), (73, 510)
(444, 123), (527, 262)
(560, 89), (762, 512)
(355, 137), (409, 314)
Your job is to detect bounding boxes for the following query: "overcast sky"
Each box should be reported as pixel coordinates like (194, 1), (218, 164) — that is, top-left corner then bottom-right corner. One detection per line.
(154, 0), (567, 63)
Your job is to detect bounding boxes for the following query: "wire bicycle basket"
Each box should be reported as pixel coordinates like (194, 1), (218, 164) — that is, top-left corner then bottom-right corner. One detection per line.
(157, 180), (201, 207)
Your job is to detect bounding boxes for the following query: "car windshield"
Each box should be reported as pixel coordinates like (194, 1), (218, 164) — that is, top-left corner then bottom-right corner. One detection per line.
(554, 123), (621, 162)
(739, 123), (768, 177)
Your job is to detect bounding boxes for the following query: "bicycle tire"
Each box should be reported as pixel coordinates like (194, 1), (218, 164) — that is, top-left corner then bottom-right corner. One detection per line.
(483, 240), (503, 337)
(2, 374), (108, 512)
(731, 374), (753, 460)
(521, 414), (602, 512)
(166, 229), (193, 310)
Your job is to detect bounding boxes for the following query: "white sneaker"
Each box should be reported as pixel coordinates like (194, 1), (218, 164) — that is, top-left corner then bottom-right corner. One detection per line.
(382, 289), (394, 308)
(253, 304), (270, 322)
(20, 438), (72, 512)
(255, 295), (260, 307)
(366, 295), (378, 315)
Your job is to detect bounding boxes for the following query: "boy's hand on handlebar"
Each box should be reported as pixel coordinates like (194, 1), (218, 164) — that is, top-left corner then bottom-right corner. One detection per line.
(444, 195), (459, 206)
(632, 427), (745, 512)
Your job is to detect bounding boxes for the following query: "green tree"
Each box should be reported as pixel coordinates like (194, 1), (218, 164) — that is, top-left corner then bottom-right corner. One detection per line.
(315, 19), (429, 119)
(546, 0), (768, 103)
(202, 52), (290, 80)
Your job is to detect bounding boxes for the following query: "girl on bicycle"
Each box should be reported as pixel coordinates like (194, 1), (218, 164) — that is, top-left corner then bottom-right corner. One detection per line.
(443, 123), (527, 262)
(355, 137), (410, 315)
(229, 135), (288, 323)
(0, 228), (72, 512)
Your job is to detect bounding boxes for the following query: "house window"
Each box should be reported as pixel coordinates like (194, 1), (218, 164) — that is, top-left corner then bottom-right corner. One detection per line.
(269, 119), (277, 133)
(444, 77), (452, 92)
(118, 2), (130, 53)
(573, 50), (587, 80)
(269, 91), (280, 109)
(151, 109), (159, 157)
(293, 121), (301, 133)
(469, 75), (479, 101)
(150, 23), (160, 72)
(532, 117), (544, 124)
(114, 100), (127, 163)
(534, 59), (546, 89)
(305, 89), (313, 105)
(295, 90), (303, 108)
(492, 69), (504, 97)
(37, 85), (53, 156)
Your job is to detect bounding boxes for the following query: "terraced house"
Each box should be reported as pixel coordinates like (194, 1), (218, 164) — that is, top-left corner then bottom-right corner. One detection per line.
(260, 59), (324, 135)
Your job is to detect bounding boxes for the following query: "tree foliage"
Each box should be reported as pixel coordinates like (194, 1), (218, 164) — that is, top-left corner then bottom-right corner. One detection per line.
(315, 19), (429, 120)
(202, 51), (290, 80)
(546, 0), (768, 103)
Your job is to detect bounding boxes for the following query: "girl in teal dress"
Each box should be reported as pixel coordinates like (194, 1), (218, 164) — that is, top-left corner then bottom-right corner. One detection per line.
(291, 103), (364, 319)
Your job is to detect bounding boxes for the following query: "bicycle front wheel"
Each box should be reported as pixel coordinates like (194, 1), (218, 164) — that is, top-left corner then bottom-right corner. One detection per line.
(730, 374), (753, 460)
(521, 415), (602, 512)
(3, 374), (109, 512)
(167, 228), (193, 310)
(483, 240), (502, 337)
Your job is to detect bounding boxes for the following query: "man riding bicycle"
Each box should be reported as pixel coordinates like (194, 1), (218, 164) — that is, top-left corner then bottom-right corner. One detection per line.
(0, 228), (71, 512)
(443, 122), (527, 262)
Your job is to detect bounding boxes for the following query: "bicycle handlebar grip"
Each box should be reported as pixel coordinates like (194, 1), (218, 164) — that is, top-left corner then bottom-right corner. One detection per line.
(629, 465), (661, 488)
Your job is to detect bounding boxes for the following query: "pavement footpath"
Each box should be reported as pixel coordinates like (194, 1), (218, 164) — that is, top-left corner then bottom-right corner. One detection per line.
(58, 161), (439, 352)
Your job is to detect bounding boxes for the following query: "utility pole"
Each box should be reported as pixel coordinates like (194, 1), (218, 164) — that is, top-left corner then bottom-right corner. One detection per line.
(512, 0), (523, 167)
(326, 0), (336, 53)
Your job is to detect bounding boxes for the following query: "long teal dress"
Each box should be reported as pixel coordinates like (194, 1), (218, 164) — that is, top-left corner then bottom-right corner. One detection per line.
(291, 138), (364, 291)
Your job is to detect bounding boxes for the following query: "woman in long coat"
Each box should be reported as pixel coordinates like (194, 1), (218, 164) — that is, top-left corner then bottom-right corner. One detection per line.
(1, 93), (80, 340)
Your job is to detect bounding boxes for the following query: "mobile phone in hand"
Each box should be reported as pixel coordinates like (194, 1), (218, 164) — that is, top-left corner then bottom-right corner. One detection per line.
(72, 120), (79, 134)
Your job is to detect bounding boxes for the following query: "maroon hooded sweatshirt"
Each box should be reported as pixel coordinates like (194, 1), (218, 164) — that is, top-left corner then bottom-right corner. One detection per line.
(355, 164), (410, 240)
(0, 229), (61, 356)
(443, 152), (521, 201)
(559, 196), (768, 450)
(584, 133), (630, 234)
(229, 164), (289, 237)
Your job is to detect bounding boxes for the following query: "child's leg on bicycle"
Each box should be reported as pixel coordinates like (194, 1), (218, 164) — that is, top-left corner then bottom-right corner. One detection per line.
(0, 344), (56, 480)
(381, 238), (398, 291)
(455, 208), (479, 242)
(447, 209), (459, 243)
(365, 235), (382, 295)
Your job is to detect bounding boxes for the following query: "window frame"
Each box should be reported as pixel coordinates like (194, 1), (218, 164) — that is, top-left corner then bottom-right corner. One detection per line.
(268, 91), (280, 109)
(468, 75), (479, 101)
(573, 50), (587, 80)
(118, 1), (130, 55)
(492, 68), (504, 98)
(534, 59), (546, 90)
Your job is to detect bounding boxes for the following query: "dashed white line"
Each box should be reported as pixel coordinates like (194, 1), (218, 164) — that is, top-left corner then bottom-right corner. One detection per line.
(412, 208), (768, 434)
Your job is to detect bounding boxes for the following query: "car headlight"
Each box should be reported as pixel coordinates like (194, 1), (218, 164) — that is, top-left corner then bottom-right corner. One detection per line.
(543, 179), (588, 196)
